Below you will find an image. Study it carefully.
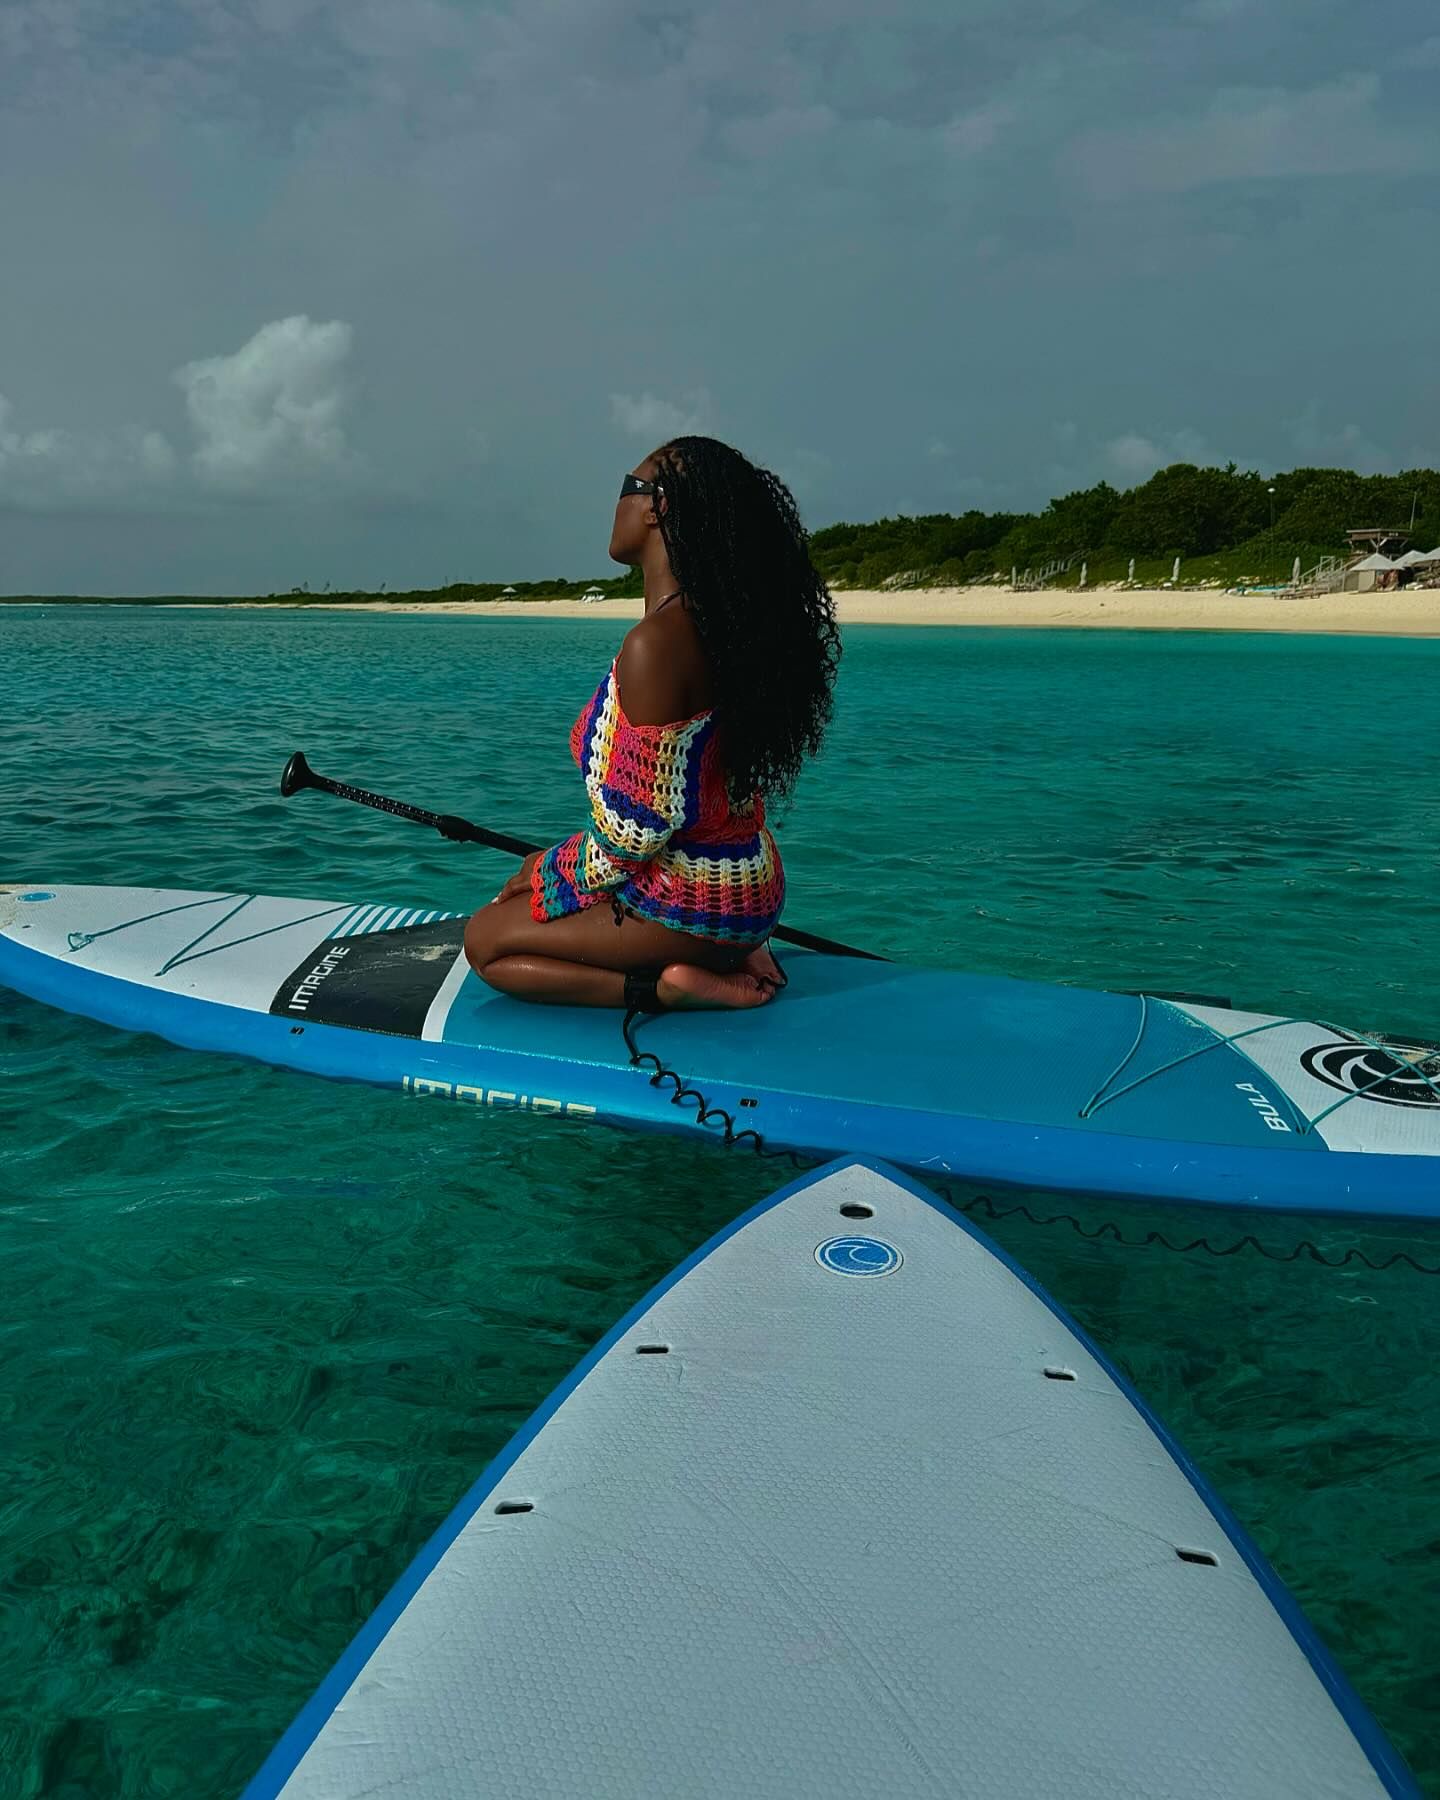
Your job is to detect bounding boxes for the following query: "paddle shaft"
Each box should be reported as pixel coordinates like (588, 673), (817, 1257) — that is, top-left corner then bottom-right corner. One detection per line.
(280, 751), (888, 962)
(283, 757), (537, 858)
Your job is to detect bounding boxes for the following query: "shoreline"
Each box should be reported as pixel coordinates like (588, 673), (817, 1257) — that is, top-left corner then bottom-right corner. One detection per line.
(6, 585), (1438, 636)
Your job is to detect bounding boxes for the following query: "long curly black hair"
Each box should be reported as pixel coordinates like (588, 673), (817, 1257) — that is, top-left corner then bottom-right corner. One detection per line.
(652, 436), (839, 807)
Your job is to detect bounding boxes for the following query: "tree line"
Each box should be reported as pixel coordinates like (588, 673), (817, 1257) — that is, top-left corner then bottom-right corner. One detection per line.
(807, 464), (1440, 589)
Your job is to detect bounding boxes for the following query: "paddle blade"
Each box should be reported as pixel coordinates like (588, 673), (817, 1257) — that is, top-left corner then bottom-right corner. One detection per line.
(280, 751), (314, 798)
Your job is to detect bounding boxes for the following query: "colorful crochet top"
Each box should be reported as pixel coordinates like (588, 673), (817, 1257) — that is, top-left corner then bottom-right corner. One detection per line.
(530, 660), (785, 945)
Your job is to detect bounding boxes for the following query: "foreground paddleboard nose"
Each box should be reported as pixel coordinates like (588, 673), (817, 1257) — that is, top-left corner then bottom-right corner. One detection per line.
(238, 1159), (1421, 1800)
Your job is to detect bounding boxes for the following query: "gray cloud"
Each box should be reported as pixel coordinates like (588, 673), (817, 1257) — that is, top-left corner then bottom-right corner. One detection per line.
(1, 0), (1437, 591)
(176, 316), (357, 492)
(610, 391), (714, 442)
(1071, 74), (1440, 194)
(0, 316), (358, 512)
(1105, 431), (1210, 482)
(1286, 402), (1406, 477)
(0, 396), (176, 512)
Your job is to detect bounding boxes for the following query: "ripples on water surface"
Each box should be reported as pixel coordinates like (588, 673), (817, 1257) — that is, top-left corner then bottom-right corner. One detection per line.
(2, 608), (1438, 1795)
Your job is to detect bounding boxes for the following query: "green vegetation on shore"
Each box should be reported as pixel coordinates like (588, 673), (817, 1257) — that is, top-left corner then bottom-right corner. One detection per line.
(0, 573), (646, 607)
(5, 463), (1437, 604)
(810, 463), (1440, 590)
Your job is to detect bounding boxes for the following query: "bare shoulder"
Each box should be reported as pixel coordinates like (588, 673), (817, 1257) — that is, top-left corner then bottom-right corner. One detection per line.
(615, 606), (712, 724)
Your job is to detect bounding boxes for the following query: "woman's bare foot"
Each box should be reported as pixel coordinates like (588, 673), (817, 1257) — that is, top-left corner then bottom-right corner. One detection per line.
(656, 946), (784, 1010)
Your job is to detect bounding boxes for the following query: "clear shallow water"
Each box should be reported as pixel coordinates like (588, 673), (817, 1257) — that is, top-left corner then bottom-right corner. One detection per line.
(2, 607), (1438, 1795)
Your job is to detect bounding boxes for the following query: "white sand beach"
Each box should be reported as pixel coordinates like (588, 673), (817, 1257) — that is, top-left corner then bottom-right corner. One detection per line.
(290, 585), (1440, 637)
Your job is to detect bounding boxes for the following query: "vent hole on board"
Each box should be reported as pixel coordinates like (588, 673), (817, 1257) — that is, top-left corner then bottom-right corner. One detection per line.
(289, 1025), (304, 1036)
(635, 1344), (670, 1355)
(1175, 1547), (1219, 1567)
(739, 1097), (758, 1109)
(839, 1203), (875, 1220)
(1043, 1366), (1078, 1381)
(494, 1500), (534, 1516)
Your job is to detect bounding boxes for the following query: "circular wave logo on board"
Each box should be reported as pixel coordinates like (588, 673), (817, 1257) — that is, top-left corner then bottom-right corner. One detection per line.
(1300, 1042), (1440, 1110)
(815, 1236), (903, 1277)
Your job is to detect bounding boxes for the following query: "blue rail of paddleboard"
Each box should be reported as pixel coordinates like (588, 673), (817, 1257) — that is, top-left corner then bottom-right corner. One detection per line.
(2, 933), (1436, 1220)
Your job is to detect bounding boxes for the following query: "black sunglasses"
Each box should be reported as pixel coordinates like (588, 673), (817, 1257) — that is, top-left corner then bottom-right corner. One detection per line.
(619, 473), (661, 500)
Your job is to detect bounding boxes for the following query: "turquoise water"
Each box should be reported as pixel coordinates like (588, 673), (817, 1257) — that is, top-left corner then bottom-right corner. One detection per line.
(2, 607), (1438, 1795)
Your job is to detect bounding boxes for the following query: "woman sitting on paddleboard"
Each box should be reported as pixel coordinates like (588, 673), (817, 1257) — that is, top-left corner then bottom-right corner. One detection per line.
(464, 436), (839, 1012)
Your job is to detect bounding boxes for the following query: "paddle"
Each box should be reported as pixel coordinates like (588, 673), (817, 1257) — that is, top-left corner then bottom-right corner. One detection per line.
(280, 750), (888, 962)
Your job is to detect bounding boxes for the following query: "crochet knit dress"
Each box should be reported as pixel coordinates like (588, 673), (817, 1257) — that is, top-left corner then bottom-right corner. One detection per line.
(530, 660), (785, 946)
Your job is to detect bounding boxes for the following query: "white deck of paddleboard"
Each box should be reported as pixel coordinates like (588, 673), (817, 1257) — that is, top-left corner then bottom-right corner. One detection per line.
(247, 1163), (1408, 1800)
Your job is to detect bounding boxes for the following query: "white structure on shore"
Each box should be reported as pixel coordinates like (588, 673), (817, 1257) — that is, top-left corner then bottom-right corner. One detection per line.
(1344, 552), (1396, 593)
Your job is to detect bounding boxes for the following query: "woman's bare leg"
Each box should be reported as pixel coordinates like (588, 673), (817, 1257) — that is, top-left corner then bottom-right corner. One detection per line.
(462, 894), (776, 1008)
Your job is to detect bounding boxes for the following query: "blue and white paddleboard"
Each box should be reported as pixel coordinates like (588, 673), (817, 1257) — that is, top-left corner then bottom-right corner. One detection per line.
(241, 1159), (1417, 1799)
(2, 883), (1438, 1219)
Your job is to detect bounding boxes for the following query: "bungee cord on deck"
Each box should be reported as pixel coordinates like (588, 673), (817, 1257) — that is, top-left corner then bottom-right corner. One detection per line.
(620, 972), (1440, 1278)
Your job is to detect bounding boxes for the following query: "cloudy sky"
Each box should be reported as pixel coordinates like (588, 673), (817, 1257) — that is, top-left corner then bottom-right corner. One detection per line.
(2, 0), (1437, 594)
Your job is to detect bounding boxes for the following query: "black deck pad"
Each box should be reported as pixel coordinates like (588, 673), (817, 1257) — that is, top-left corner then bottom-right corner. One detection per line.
(269, 919), (467, 1036)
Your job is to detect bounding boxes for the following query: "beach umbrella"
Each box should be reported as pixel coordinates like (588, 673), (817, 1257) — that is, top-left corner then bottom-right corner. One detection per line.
(1351, 552), (1396, 571)
(1292, 556), (1301, 583)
